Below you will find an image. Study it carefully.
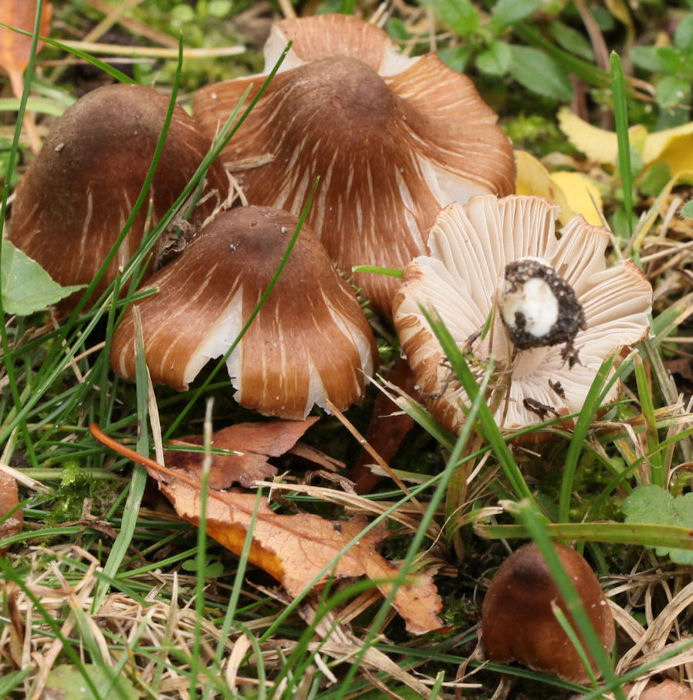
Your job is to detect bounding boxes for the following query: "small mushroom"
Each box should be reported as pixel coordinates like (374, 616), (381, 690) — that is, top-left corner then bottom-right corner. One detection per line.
(194, 13), (514, 313)
(110, 205), (377, 419)
(481, 541), (615, 683)
(393, 194), (653, 434)
(636, 680), (693, 699)
(8, 83), (229, 307)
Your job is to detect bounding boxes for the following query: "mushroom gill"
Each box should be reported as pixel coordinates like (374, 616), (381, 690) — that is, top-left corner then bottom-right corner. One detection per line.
(393, 194), (653, 434)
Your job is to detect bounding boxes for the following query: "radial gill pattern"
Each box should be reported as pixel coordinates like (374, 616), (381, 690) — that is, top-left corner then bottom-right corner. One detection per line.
(393, 195), (653, 434)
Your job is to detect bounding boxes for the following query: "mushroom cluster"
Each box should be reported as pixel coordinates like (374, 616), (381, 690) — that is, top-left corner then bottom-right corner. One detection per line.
(393, 194), (653, 434)
(194, 13), (515, 313)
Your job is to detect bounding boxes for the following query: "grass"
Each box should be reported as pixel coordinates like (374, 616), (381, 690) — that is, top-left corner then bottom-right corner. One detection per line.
(2, 1), (693, 698)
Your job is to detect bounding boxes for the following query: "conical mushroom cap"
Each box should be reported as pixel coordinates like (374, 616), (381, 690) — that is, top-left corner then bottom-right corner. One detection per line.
(110, 205), (377, 419)
(194, 14), (514, 314)
(393, 195), (653, 434)
(8, 84), (229, 307)
(481, 542), (615, 683)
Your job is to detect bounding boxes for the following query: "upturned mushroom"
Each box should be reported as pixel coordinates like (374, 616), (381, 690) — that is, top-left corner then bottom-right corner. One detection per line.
(481, 541), (615, 683)
(110, 205), (377, 419)
(8, 83), (229, 307)
(393, 194), (653, 434)
(193, 13), (515, 313)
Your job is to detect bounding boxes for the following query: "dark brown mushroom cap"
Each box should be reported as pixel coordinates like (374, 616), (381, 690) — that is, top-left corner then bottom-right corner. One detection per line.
(110, 205), (378, 419)
(8, 83), (229, 307)
(481, 542), (615, 683)
(193, 14), (514, 314)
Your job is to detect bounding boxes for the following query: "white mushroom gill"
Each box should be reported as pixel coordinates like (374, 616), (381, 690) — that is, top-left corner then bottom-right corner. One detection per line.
(182, 290), (244, 387)
(392, 194), (653, 434)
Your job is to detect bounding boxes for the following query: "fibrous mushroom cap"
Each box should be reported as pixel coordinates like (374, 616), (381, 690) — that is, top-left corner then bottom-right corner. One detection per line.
(110, 205), (377, 419)
(8, 83), (228, 306)
(393, 194), (653, 434)
(193, 13), (514, 313)
(481, 541), (615, 683)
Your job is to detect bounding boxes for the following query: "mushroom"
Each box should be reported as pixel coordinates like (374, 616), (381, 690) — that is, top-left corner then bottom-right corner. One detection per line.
(8, 83), (229, 307)
(392, 194), (653, 434)
(636, 680), (693, 699)
(481, 541), (615, 683)
(110, 205), (377, 419)
(193, 13), (515, 313)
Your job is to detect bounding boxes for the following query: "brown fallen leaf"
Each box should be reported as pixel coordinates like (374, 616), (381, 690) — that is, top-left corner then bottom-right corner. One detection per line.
(164, 417), (319, 488)
(0, 0), (52, 152)
(91, 423), (444, 635)
(0, 468), (23, 552)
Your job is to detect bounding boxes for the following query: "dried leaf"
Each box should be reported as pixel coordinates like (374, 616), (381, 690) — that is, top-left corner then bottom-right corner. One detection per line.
(0, 0), (52, 153)
(164, 417), (319, 488)
(0, 468), (23, 551)
(0, 0), (52, 88)
(91, 424), (444, 635)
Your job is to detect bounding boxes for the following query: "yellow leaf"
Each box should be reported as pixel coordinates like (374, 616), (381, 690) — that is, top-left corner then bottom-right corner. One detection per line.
(643, 122), (693, 181)
(515, 150), (603, 225)
(558, 107), (693, 180)
(605, 0), (634, 39)
(549, 171), (604, 226)
(515, 150), (571, 224)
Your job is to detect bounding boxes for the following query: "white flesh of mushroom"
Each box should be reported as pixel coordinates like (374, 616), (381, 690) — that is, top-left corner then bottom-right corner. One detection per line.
(500, 276), (559, 340)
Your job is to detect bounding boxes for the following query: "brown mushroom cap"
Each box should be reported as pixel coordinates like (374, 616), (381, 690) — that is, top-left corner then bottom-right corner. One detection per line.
(481, 542), (615, 684)
(110, 205), (377, 419)
(194, 14), (514, 314)
(8, 83), (229, 307)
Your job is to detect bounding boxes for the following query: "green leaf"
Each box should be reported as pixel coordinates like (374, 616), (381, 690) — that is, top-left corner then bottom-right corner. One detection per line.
(551, 21), (594, 61)
(437, 45), (474, 72)
(476, 40), (512, 75)
(638, 162), (671, 198)
(656, 46), (692, 77)
(207, 0), (232, 17)
(655, 75), (691, 109)
(490, 0), (541, 31)
(623, 484), (693, 564)
(44, 664), (140, 700)
(674, 14), (693, 51)
(629, 45), (661, 72)
(428, 0), (480, 37)
(1, 241), (84, 315)
(508, 45), (573, 101)
(682, 200), (693, 218)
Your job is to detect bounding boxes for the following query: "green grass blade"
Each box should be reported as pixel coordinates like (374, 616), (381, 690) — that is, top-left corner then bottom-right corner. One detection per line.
(476, 520), (693, 551)
(0, 0), (46, 472)
(331, 359), (495, 699)
(558, 356), (615, 522)
(419, 304), (536, 504)
(610, 52), (633, 238)
(92, 309), (150, 611)
(190, 400), (214, 699)
(0, 23), (135, 84)
(165, 176), (320, 438)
